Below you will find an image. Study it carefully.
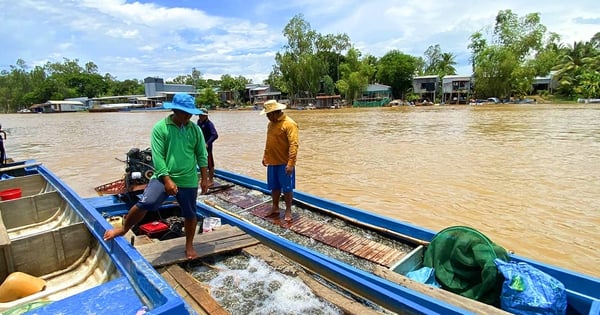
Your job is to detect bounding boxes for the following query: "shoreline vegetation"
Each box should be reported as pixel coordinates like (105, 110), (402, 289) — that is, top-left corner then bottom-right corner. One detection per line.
(2, 11), (599, 113)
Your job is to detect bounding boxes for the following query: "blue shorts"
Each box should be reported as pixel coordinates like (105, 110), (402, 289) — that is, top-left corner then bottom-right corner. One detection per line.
(136, 179), (198, 219)
(267, 165), (295, 193)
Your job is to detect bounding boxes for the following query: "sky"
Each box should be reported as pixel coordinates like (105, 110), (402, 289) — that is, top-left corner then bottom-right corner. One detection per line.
(1, 0), (598, 84)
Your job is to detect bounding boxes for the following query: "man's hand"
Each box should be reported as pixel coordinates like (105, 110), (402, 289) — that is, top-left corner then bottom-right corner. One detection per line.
(163, 176), (178, 196)
(285, 165), (294, 175)
(200, 177), (210, 194)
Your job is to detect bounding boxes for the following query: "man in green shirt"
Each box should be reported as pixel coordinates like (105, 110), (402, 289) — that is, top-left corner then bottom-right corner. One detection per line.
(104, 93), (209, 259)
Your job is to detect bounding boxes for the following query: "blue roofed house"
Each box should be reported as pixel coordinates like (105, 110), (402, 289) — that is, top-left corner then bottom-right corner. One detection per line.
(353, 83), (392, 107)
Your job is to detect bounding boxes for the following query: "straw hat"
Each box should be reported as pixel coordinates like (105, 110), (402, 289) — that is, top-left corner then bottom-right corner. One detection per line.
(260, 100), (286, 115)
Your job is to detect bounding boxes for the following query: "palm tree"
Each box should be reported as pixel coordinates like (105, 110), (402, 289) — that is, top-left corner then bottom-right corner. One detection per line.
(437, 53), (458, 76)
(552, 41), (595, 96)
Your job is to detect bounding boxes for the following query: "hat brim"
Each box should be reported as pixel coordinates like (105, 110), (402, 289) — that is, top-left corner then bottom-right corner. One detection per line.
(259, 103), (287, 115)
(163, 102), (201, 115)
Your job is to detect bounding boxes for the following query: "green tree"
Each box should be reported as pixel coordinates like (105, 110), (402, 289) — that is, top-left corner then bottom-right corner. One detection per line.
(273, 14), (350, 101)
(376, 50), (419, 99)
(196, 87), (219, 108)
(336, 48), (372, 104)
(553, 40), (600, 97)
(221, 74), (251, 105)
(469, 10), (551, 98)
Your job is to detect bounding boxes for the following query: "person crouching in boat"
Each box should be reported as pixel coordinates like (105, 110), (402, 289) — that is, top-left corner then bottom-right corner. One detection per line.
(260, 100), (299, 222)
(103, 93), (210, 259)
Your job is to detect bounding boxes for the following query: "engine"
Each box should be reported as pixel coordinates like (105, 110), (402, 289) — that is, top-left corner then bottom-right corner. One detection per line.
(125, 147), (154, 187)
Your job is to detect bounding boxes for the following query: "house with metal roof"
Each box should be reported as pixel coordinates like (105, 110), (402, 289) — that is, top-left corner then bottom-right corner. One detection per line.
(442, 75), (472, 104)
(412, 75), (439, 103)
(353, 83), (392, 107)
(532, 72), (558, 94)
(143, 77), (196, 104)
(245, 84), (282, 106)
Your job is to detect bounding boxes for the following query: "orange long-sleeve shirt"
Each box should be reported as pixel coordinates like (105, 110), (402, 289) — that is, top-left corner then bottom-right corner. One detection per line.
(263, 114), (298, 167)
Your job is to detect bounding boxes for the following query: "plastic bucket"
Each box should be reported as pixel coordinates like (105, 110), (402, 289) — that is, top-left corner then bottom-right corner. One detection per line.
(0, 188), (22, 201)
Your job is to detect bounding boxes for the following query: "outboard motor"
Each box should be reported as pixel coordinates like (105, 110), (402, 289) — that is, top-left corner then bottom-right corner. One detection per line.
(125, 147), (154, 188)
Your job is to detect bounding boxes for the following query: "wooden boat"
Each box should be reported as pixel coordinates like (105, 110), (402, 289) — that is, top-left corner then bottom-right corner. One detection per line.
(87, 192), (459, 314)
(190, 169), (600, 315)
(0, 162), (191, 314)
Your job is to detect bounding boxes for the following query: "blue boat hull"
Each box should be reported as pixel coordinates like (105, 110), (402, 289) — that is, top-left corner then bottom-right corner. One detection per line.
(1, 163), (192, 314)
(211, 169), (600, 315)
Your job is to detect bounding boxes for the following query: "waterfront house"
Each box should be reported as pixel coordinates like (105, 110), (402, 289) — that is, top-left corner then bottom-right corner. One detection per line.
(442, 75), (472, 104)
(354, 83), (392, 107)
(246, 84), (282, 106)
(412, 75), (439, 103)
(532, 72), (558, 94)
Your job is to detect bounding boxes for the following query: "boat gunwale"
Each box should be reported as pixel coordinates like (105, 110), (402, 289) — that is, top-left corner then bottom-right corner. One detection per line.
(24, 164), (191, 314)
(212, 168), (600, 314)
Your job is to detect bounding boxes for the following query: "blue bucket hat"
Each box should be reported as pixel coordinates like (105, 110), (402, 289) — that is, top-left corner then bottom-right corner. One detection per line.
(163, 93), (201, 115)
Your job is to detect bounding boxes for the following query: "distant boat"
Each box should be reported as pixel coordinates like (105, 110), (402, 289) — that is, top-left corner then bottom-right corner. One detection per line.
(28, 100), (86, 113)
(89, 103), (167, 113)
(88, 103), (139, 112)
(577, 98), (600, 104)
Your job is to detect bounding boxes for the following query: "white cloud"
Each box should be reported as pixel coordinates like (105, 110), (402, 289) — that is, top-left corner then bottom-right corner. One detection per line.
(1, 0), (598, 83)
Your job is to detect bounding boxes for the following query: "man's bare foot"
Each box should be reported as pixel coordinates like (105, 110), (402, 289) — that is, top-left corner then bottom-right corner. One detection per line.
(103, 227), (125, 241)
(265, 206), (280, 217)
(284, 211), (292, 222)
(186, 248), (198, 260)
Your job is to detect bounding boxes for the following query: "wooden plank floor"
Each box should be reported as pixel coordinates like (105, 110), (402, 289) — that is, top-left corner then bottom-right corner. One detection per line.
(216, 190), (406, 268)
(159, 265), (229, 315)
(135, 225), (259, 267)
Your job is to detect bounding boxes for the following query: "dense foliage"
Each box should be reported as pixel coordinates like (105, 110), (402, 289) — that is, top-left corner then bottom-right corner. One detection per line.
(1, 10), (599, 112)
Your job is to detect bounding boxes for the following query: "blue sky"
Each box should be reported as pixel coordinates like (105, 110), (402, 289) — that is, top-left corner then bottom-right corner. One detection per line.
(1, 0), (598, 83)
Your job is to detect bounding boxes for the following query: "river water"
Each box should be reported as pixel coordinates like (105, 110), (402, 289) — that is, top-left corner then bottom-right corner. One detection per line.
(3, 103), (599, 278)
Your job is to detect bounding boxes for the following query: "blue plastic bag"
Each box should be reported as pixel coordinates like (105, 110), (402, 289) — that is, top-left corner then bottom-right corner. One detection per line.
(495, 259), (567, 315)
(406, 267), (441, 288)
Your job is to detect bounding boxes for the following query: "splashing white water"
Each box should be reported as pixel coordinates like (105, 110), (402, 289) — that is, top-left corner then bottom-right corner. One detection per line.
(195, 256), (342, 315)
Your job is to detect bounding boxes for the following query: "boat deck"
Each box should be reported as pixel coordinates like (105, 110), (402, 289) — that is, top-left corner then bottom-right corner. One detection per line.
(134, 224), (259, 268)
(215, 189), (406, 268)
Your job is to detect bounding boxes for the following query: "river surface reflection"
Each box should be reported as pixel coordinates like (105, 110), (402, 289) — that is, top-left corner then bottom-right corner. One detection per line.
(3, 103), (599, 278)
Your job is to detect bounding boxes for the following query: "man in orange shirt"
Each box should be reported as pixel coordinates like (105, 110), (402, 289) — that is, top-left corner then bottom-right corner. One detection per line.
(260, 100), (298, 222)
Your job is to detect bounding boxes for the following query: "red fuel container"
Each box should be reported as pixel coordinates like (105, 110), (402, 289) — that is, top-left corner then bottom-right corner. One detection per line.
(139, 221), (169, 238)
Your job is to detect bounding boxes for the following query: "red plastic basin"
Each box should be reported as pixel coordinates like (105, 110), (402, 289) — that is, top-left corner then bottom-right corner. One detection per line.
(0, 188), (22, 201)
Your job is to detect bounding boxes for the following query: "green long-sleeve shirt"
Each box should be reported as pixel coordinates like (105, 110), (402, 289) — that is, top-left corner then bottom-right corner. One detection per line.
(151, 115), (208, 188)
